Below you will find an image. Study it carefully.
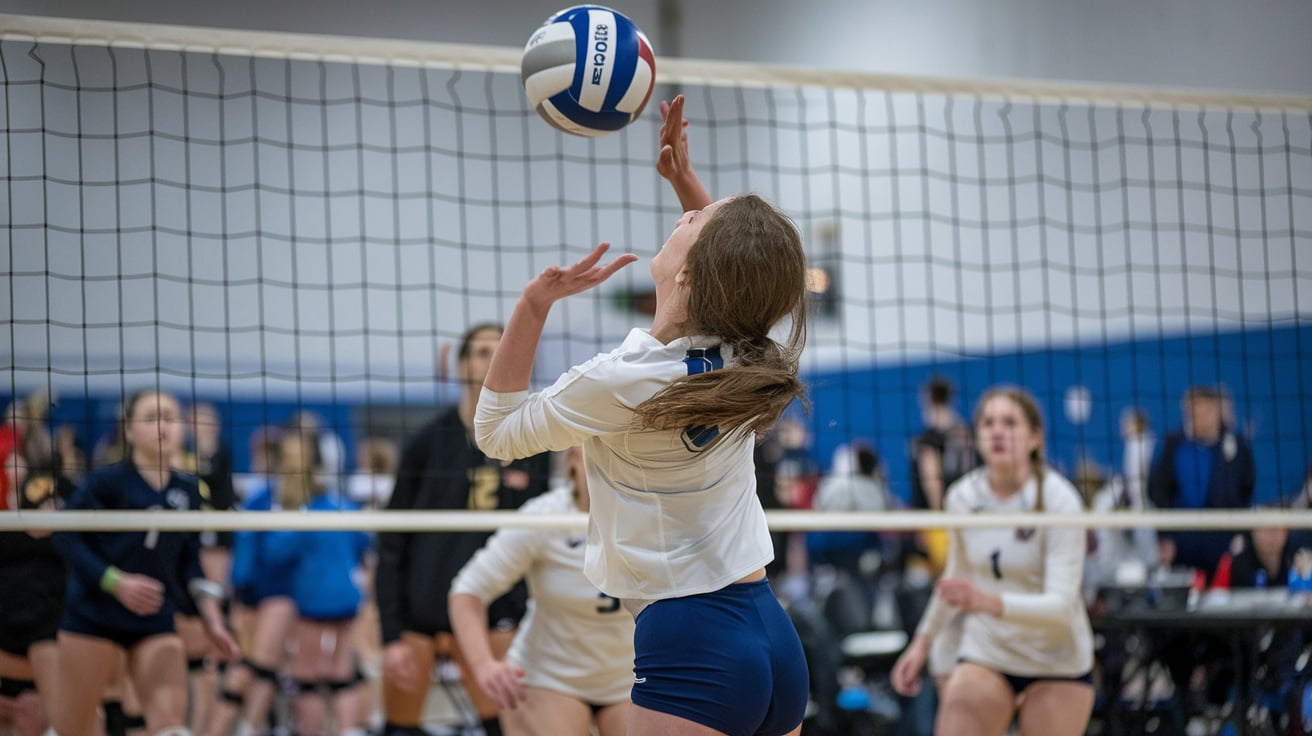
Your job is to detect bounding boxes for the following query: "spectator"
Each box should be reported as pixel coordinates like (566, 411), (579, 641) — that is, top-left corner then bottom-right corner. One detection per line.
(1120, 407), (1154, 511)
(807, 442), (891, 618)
(1147, 385), (1257, 722)
(910, 376), (976, 513)
(1148, 385), (1256, 574)
(1078, 460), (1157, 592)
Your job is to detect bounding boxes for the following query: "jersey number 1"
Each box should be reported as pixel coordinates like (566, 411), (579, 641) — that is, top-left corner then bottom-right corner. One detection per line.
(989, 549), (1002, 580)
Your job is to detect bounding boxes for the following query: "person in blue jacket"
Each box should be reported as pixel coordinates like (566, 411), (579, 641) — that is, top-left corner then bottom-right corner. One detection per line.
(51, 390), (240, 736)
(262, 431), (372, 736)
(201, 427), (301, 736)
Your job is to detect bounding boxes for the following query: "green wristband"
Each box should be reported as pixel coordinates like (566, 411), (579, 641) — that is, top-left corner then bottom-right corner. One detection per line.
(100, 566), (122, 593)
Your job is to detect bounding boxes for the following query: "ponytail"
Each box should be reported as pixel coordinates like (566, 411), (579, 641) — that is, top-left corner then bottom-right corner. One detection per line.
(633, 194), (809, 438)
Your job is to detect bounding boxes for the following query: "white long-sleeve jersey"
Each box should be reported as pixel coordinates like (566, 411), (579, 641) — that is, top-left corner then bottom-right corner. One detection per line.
(916, 467), (1094, 678)
(450, 484), (635, 704)
(474, 328), (774, 600)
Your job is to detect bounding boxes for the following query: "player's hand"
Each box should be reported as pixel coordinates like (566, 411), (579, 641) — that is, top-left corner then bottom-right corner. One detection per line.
(205, 621), (242, 662)
(113, 572), (165, 616)
(522, 243), (638, 311)
(472, 658), (527, 710)
(657, 95), (693, 182)
(890, 637), (928, 696)
(936, 577), (977, 609)
(936, 577), (1003, 616)
(383, 641), (423, 693)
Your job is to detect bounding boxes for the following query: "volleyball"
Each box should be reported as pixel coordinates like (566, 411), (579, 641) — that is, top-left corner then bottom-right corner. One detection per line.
(521, 5), (656, 137)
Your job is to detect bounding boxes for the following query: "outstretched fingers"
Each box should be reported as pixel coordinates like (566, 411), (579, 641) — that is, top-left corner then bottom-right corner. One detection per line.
(527, 243), (637, 304)
(571, 242), (638, 279)
(657, 95), (692, 180)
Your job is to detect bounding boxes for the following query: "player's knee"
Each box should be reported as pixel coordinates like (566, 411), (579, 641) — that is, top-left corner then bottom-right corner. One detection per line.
(243, 659), (279, 685)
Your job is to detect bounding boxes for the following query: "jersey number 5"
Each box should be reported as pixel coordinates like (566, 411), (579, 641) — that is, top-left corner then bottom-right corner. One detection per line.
(596, 593), (620, 614)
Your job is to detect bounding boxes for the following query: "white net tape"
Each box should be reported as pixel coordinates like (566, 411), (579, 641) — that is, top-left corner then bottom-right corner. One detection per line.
(5, 508), (1310, 532)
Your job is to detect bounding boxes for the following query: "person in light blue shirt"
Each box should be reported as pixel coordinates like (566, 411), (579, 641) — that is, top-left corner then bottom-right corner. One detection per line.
(262, 432), (372, 736)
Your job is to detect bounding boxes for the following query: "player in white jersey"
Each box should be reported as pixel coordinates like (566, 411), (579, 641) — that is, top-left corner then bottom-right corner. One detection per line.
(474, 95), (809, 736)
(891, 386), (1095, 736)
(450, 446), (633, 736)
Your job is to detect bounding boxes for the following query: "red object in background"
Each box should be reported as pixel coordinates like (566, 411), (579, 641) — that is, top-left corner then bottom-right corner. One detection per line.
(0, 423), (19, 511)
(1212, 552), (1233, 591)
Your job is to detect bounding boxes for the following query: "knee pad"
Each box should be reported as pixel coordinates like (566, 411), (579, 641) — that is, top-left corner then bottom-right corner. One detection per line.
(186, 657), (207, 673)
(293, 679), (319, 695)
(103, 700), (127, 736)
(242, 658), (279, 685)
(325, 678), (357, 693)
(0, 677), (37, 698)
(219, 688), (245, 706)
(152, 728), (193, 736)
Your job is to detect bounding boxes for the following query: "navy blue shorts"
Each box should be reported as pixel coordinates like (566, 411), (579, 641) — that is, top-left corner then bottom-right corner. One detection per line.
(960, 658), (1093, 695)
(632, 578), (808, 736)
(61, 604), (175, 650)
(1002, 669), (1093, 695)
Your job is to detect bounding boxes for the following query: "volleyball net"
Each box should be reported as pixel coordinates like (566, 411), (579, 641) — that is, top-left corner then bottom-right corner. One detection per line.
(2, 14), (1310, 532)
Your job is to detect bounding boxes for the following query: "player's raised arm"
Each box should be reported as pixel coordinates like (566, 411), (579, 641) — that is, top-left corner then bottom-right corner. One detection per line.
(482, 243), (636, 395)
(657, 95), (713, 212)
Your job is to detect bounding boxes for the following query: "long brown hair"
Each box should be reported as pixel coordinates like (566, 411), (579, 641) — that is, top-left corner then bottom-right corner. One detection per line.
(634, 195), (808, 437)
(272, 431), (321, 510)
(974, 386), (1048, 511)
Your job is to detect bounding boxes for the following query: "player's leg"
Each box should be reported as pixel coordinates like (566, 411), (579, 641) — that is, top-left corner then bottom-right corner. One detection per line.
(0, 650), (39, 736)
(627, 705), (726, 736)
(126, 633), (190, 733)
(1016, 680), (1094, 736)
(200, 602), (253, 736)
(52, 631), (124, 736)
(380, 631), (436, 733)
(325, 619), (363, 736)
(494, 687), (590, 736)
(104, 652), (149, 736)
(592, 699), (629, 736)
(441, 629), (514, 734)
(288, 618), (328, 736)
(935, 662), (1017, 736)
(174, 615), (216, 732)
(239, 596), (296, 732)
(26, 639), (59, 733)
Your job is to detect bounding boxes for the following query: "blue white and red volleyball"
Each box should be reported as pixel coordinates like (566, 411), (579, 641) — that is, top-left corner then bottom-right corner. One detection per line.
(521, 5), (656, 137)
